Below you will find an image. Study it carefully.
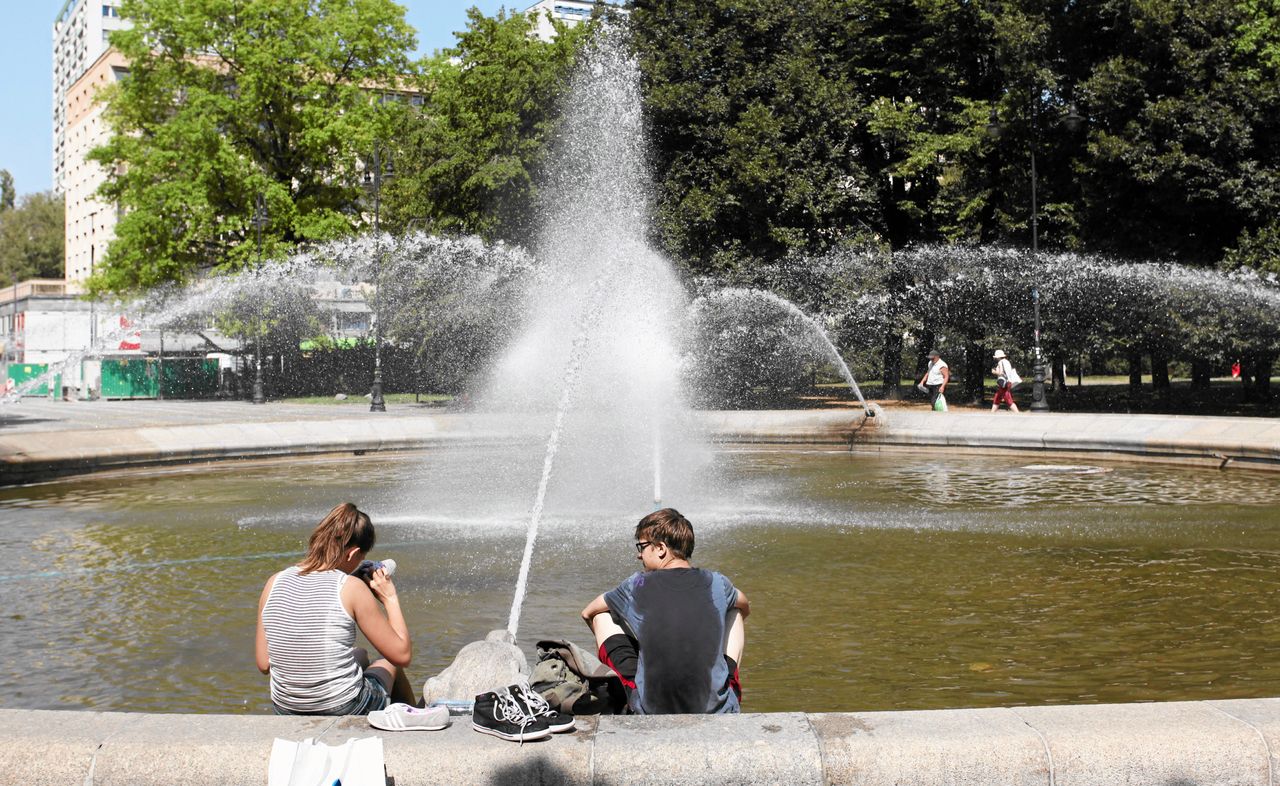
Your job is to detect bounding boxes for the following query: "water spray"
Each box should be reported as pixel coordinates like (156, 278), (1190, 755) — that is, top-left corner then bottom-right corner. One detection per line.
(694, 288), (873, 418)
(506, 279), (610, 640)
(652, 421), (663, 508)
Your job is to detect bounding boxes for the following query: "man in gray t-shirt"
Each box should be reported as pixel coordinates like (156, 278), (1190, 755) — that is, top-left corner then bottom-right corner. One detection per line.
(581, 508), (749, 714)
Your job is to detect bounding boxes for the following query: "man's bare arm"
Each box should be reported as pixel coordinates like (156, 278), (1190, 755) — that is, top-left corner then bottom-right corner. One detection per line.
(581, 593), (610, 626)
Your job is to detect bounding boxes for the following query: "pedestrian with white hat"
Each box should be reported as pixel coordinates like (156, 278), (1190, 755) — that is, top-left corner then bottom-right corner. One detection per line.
(990, 349), (1022, 413)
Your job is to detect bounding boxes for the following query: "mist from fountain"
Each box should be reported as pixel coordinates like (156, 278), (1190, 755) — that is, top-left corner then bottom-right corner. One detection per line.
(692, 287), (872, 411)
(489, 23), (700, 636)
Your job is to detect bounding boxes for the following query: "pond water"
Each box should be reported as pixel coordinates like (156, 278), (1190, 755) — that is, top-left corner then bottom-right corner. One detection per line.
(2, 447), (1279, 715)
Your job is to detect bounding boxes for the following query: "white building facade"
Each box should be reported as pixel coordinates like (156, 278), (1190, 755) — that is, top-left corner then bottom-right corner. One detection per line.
(64, 48), (129, 285)
(524, 1), (625, 42)
(52, 0), (129, 194)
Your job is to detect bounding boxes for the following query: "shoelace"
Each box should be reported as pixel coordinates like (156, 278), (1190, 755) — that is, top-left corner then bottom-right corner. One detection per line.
(517, 685), (554, 718)
(495, 689), (539, 743)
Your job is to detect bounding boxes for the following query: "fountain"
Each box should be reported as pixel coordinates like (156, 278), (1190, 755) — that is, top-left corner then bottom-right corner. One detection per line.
(690, 287), (873, 413)
(6, 18), (1280, 726)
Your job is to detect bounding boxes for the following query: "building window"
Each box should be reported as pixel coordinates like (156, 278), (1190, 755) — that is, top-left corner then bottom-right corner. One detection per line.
(102, 5), (119, 17)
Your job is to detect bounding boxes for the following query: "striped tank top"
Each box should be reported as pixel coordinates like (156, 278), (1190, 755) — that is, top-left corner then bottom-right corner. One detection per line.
(261, 566), (361, 713)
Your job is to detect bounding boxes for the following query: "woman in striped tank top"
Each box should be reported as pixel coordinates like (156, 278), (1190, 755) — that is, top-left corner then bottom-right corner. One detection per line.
(255, 502), (416, 714)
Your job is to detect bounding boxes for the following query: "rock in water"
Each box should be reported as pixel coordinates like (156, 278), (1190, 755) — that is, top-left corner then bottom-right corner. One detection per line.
(422, 629), (529, 704)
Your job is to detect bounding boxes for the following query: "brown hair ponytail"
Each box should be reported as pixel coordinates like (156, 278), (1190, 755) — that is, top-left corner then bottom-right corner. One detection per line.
(297, 502), (375, 574)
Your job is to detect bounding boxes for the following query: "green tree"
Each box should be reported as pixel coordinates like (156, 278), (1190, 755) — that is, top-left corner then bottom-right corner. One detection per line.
(631, 0), (882, 272)
(1238, 0), (1280, 73)
(0, 191), (65, 282)
(849, 0), (998, 246)
(1226, 0), (1280, 271)
(383, 8), (591, 242)
(0, 170), (14, 212)
(630, 0), (1029, 269)
(90, 0), (418, 293)
(1068, 0), (1280, 263)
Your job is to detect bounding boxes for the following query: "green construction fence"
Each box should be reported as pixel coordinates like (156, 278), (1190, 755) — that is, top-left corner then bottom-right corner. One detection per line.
(4, 363), (61, 396)
(99, 358), (219, 399)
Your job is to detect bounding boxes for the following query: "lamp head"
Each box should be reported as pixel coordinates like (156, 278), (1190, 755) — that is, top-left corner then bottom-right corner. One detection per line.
(1062, 104), (1084, 133)
(986, 108), (1004, 140)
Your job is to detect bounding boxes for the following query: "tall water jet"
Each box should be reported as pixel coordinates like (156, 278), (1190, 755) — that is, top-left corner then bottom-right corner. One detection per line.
(495, 23), (700, 637)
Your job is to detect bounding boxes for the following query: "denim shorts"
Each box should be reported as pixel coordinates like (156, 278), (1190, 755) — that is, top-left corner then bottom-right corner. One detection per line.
(274, 673), (390, 716)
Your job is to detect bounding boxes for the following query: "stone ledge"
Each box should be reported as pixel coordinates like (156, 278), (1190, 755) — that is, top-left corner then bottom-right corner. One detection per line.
(4, 698), (1279, 785)
(3, 408), (1278, 485)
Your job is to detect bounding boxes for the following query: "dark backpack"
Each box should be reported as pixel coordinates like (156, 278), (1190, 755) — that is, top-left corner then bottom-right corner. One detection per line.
(530, 638), (627, 715)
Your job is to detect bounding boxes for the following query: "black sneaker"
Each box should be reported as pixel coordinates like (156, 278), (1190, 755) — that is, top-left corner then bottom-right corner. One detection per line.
(507, 683), (576, 733)
(472, 688), (551, 742)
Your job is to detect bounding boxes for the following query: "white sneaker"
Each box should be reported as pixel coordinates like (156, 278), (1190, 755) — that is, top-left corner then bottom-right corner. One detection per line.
(368, 703), (450, 731)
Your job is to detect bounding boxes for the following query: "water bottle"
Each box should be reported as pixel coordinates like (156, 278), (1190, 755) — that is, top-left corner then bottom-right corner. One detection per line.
(355, 558), (397, 581)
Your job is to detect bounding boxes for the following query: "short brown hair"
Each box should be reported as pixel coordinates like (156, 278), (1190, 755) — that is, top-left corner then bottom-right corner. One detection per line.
(636, 508), (694, 560)
(298, 502), (375, 574)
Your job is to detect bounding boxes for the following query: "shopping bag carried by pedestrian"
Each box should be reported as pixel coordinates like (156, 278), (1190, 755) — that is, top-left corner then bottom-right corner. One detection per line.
(933, 393), (948, 412)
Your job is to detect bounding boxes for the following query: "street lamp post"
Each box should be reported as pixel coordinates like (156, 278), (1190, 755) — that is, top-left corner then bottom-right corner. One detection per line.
(6, 273), (16, 365)
(367, 146), (392, 413)
(988, 101), (1083, 413)
(89, 210), (98, 372)
(157, 330), (165, 401)
(251, 193), (268, 405)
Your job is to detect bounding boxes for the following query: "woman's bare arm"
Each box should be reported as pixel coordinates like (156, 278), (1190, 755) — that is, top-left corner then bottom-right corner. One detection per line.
(345, 570), (412, 667)
(254, 574), (276, 674)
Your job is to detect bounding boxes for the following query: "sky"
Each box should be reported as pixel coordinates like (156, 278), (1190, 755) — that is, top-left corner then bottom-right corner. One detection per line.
(0, 1), (517, 199)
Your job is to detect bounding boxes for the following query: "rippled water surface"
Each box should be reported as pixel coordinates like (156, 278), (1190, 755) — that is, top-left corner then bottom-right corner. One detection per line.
(2, 447), (1279, 714)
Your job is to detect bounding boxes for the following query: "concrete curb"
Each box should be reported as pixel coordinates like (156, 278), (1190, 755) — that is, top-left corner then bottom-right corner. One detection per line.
(865, 410), (1280, 470)
(4, 699), (1278, 785)
(0, 412), (526, 484)
(3, 408), (1278, 485)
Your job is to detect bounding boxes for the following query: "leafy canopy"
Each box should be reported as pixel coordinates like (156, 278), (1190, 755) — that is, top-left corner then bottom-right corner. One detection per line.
(90, 0), (419, 293)
(0, 191), (65, 282)
(382, 7), (592, 243)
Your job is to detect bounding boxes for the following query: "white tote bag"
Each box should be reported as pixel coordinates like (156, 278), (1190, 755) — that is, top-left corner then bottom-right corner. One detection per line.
(999, 359), (1022, 387)
(268, 737), (385, 786)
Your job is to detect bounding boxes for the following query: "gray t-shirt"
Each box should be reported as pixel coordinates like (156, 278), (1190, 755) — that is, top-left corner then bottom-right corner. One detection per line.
(604, 567), (740, 714)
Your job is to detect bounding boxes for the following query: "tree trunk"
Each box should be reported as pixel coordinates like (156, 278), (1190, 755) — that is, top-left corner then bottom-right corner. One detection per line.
(1255, 355), (1273, 401)
(1151, 352), (1170, 392)
(1241, 354), (1256, 402)
(1128, 350), (1144, 393)
(882, 330), (903, 400)
(916, 330), (936, 380)
(1051, 358), (1067, 393)
(964, 341), (985, 405)
(1190, 358), (1211, 391)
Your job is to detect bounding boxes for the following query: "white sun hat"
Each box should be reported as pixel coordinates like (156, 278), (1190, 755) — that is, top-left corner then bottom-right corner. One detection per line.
(993, 349), (1007, 359)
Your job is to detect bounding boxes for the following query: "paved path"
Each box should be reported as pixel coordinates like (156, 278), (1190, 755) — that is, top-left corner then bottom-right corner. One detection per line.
(2, 399), (1277, 485)
(0, 398), (446, 433)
